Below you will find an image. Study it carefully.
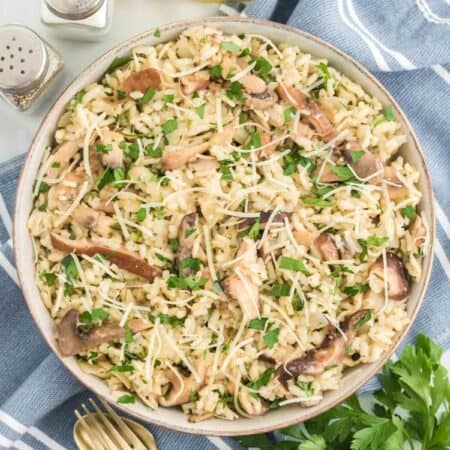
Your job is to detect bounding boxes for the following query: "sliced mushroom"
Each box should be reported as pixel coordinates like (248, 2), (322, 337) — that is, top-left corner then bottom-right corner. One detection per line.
(177, 213), (199, 276)
(48, 172), (84, 210)
(278, 309), (371, 386)
(161, 142), (210, 170)
(241, 75), (266, 95)
(90, 185), (116, 214)
(188, 157), (219, 173)
(50, 233), (160, 282)
(245, 89), (277, 110)
(180, 70), (210, 94)
(369, 252), (409, 300)
(159, 363), (207, 407)
(277, 84), (336, 142)
(237, 211), (292, 230)
(258, 354), (276, 365)
(122, 68), (162, 94)
(127, 318), (152, 333)
(258, 132), (277, 159)
(57, 309), (125, 357)
(99, 129), (124, 169)
(342, 145), (383, 183)
(315, 233), (340, 261)
(223, 238), (259, 319)
(46, 139), (83, 179)
(410, 215), (426, 251)
(72, 205), (116, 237)
(384, 166), (409, 200)
(293, 228), (318, 248)
(314, 161), (342, 183)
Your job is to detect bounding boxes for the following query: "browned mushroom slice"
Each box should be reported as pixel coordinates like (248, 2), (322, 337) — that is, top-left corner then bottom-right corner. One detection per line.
(315, 233), (340, 261)
(237, 211), (292, 230)
(98, 129), (124, 169)
(245, 90), (277, 110)
(50, 233), (160, 282)
(384, 167), (409, 200)
(57, 309), (125, 357)
(278, 309), (371, 386)
(177, 212), (199, 276)
(180, 70), (210, 94)
(159, 363), (207, 407)
(314, 161), (342, 183)
(223, 238), (259, 318)
(369, 252), (409, 300)
(46, 139), (83, 179)
(161, 142), (210, 170)
(241, 75), (267, 95)
(277, 84), (336, 142)
(72, 205), (116, 237)
(342, 146), (383, 183)
(122, 68), (162, 94)
(410, 215), (426, 250)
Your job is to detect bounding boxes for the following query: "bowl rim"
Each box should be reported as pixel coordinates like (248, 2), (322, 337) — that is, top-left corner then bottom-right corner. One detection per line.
(13, 15), (436, 436)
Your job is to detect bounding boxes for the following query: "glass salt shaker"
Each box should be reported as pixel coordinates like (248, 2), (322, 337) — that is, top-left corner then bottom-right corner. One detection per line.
(0, 24), (63, 111)
(41, 0), (114, 41)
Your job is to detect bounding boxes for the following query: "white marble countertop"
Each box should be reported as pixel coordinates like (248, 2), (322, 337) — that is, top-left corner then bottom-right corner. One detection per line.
(0, 0), (219, 163)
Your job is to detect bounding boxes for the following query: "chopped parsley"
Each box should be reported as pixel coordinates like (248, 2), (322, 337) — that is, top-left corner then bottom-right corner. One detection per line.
(331, 165), (356, 181)
(226, 81), (244, 101)
(108, 364), (134, 373)
(69, 89), (85, 111)
(96, 144), (112, 154)
(40, 271), (57, 286)
(148, 313), (186, 327)
(239, 218), (260, 241)
(79, 308), (109, 326)
(263, 328), (280, 349)
(343, 283), (370, 296)
(178, 257), (202, 275)
(185, 227), (196, 238)
(154, 28), (161, 38)
(284, 106), (297, 123)
(138, 87), (156, 105)
(161, 119), (178, 134)
(154, 252), (172, 264)
(220, 41), (241, 54)
(219, 159), (234, 181)
(136, 207), (148, 222)
(356, 310), (372, 327)
(106, 56), (133, 74)
(270, 282), (291, 297)
(63, 283), (75, 297)
(195, 103), (205, 119)
(62, 254), (78, 281)
(36, 181), (49, 194)
(279, 256), (310, 275)
(240, 47), (250, 57)
(162, 94), (174, 109)
(117, 394), (135, 404)
(283, 150), (316, 175)
(239, 112), (249, 124)
(251, 56), (274, 82)
(169, 238), (180, 253)
(297, 380), (314, 396)
(249, 317), (268, 330)
(246, 367), (275, 391)
(145, 144), (162, 158)
(292, 293), (304, 311)
(384, 104), (394, 121)
(401, 205), (416, 222)
(301, 196), (333, 208)
(350, 150), (365, 162)
(167, 275), (207, 291)
(119, 140), (139, 160)
(117, 90), (126, 100)
(209, 64), (222, 79)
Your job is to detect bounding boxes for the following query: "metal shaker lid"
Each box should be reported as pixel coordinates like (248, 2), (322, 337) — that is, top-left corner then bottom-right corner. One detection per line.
(45, 0), (105, 20)
(0, 25), (49, 95)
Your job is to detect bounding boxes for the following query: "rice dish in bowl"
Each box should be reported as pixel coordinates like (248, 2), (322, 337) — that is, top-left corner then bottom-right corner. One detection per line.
(27, 25), (429, 422)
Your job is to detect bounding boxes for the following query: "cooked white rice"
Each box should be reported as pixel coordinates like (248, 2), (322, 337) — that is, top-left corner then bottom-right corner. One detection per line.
(28, 26), (427, 421)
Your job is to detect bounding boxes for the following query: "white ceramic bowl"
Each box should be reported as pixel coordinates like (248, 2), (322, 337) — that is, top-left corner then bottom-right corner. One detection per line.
(14, 17), (435, 436)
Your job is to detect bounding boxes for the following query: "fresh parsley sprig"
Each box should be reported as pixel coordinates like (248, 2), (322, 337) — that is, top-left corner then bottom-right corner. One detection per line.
(237, 334), (450, 450)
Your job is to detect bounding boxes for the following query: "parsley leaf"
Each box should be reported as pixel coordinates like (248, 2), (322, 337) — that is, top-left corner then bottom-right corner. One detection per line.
(221, 41), (240, 54)
(249, 317), (268, 330)
(279, 256), (310, 275)
(263, 328), (280, 349)
(209, 64), (222, 79)
(384, 105), (394, 121)
(284, 106), (297, 123)
(62, 254), (78, 281)
(195, 103), (205, 119)
(161, 119), (178, 134)
(106, 56), (132, 74)
(138, 87), (156, 105)
(270, 282), (291, 297)
(40, 271), (57, 286)
(301, 196), (333, 208)
(154, 28), (161, 38)
(96, 144), (112, 154)
(117, 394), (135, 404)
(226, 81), (244, 101)
(283, 150), (316, 175)
(350, 150), (365, 162)
(330, 165), (355, 182)
(247, 367), (275, 391)
(401, 205), (416, 222)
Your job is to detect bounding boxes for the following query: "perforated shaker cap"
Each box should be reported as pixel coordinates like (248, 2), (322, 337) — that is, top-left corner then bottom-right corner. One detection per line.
(45, 0), (105, 20)
(0, 25), (49, 95)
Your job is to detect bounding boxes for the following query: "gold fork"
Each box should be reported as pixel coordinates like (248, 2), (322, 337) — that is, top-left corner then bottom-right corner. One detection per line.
(74, 397), (157, 450)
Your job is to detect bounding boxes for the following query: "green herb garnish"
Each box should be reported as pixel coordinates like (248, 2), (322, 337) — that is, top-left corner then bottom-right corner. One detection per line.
(221, 41), (241, 54)
(279, 256), (310, 275)
(161, 119), (178, 134)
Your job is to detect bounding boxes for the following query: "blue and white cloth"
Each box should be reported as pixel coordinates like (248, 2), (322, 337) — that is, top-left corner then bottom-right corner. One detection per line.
(0, 1), (449, 448)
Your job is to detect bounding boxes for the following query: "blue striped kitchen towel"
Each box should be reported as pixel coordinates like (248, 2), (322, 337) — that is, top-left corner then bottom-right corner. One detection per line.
(0, 1), (449, 448)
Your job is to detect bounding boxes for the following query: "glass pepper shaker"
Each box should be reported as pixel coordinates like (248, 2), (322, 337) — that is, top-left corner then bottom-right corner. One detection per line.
(0, 24), (63, 111)
(41, 0), (114, 41)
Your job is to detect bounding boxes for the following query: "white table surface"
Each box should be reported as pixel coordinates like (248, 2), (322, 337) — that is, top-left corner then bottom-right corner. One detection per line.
(0, 0), (219, 163)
